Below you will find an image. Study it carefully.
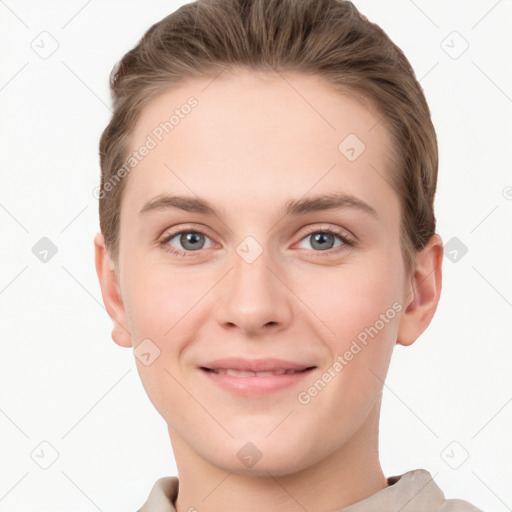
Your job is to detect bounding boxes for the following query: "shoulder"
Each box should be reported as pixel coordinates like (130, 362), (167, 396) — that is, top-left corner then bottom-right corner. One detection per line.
(386, 469), (484, 512)
(137, 476), (179, 512)
(437, 498), (484, 512)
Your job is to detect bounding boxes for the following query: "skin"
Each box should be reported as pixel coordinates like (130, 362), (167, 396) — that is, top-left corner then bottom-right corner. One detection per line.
(95, 69), (443, 512)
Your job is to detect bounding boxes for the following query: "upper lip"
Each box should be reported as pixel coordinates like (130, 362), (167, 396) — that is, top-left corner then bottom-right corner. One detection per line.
(200, 357), (316, 372)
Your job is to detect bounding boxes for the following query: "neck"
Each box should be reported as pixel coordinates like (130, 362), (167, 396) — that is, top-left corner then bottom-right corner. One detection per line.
(170, 401), (387, 512)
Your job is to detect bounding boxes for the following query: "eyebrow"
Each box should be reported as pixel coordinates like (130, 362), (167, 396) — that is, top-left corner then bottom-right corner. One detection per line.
(139, 192), (378, 219)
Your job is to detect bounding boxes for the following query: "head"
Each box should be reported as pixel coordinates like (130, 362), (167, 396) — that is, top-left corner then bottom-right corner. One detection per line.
(95, 0), (442, 476)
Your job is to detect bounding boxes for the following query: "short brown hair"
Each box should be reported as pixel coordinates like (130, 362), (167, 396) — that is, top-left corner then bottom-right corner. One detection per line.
(98, 0), (438, 276)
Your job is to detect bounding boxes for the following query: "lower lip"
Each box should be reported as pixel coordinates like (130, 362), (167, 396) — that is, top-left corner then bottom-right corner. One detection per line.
(200, 368), (315, 396)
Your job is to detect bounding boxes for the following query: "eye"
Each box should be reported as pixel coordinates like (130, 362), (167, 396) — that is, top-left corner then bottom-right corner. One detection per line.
(296, 228), (354, 256)
(160, 229), (215, 256)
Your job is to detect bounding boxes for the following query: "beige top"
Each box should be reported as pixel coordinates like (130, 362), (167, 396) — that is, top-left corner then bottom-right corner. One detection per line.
(137, 469), (483, 511)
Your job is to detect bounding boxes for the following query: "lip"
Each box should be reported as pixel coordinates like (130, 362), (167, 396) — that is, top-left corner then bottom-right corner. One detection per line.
(199, 358), (316, 396)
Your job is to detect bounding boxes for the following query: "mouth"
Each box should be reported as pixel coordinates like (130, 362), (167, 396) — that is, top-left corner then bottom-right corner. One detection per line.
(198, 358), (317, 395)
(200, 367), (314, 377)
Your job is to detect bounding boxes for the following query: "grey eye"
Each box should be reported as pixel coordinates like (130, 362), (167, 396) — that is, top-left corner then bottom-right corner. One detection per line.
(167, 231), (213, 251)
(297, 231), (345, 251)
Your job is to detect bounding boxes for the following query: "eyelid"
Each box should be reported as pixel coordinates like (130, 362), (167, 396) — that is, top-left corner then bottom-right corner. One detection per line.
(160, 223), (354, 243)
(159, 223), (216, 242)
(294, 223), (355, 244)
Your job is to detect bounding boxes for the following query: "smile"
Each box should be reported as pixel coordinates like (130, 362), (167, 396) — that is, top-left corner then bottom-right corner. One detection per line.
(199, 360), (317, 396)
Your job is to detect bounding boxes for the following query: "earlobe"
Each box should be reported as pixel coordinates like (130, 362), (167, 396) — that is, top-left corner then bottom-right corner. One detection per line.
(397, 233), (443, 347)
(94, 232), (132, 348)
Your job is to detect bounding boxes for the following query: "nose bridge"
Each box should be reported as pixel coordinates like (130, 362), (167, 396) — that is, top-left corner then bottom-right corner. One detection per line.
(215, 235), (292, 334)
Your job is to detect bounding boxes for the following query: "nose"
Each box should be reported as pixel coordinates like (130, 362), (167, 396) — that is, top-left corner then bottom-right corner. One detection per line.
(214, 242), (293, 337)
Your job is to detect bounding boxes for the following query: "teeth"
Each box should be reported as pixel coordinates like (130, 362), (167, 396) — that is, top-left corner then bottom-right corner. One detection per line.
(210, 368), (302, 377)
(226, 370), (256, 377)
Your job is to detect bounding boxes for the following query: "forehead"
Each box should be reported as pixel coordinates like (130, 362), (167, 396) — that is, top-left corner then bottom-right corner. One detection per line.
(123, 69), (397, 218)
(130, 69), (392, 153)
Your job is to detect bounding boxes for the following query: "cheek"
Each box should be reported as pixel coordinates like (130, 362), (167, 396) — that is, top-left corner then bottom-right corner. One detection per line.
(122, 262), (208, 339)
(293, 253), (403, 408)
(297, 255), (403, 347)
(121, 263), (216, 421)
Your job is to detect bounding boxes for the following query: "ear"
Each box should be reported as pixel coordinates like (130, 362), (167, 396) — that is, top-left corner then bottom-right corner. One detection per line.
(397, 233), (443, 347)
(94, 232), (132, 348)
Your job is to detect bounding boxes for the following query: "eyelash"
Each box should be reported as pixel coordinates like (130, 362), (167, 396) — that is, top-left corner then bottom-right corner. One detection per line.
(158, 225), (355, 258)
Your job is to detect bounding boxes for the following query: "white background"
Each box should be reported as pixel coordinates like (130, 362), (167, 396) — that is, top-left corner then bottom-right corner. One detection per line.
(1, 0), (511, 510)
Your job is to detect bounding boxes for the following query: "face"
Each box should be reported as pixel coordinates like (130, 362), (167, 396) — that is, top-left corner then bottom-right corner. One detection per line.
(98, 69), (436, 476)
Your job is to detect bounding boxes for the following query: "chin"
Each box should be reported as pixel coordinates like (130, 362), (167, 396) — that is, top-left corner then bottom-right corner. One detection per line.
(203, 435), (319, 477)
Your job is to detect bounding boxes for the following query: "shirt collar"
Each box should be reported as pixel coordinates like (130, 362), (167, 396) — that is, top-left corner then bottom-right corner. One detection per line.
(138, 469), (451, 512)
